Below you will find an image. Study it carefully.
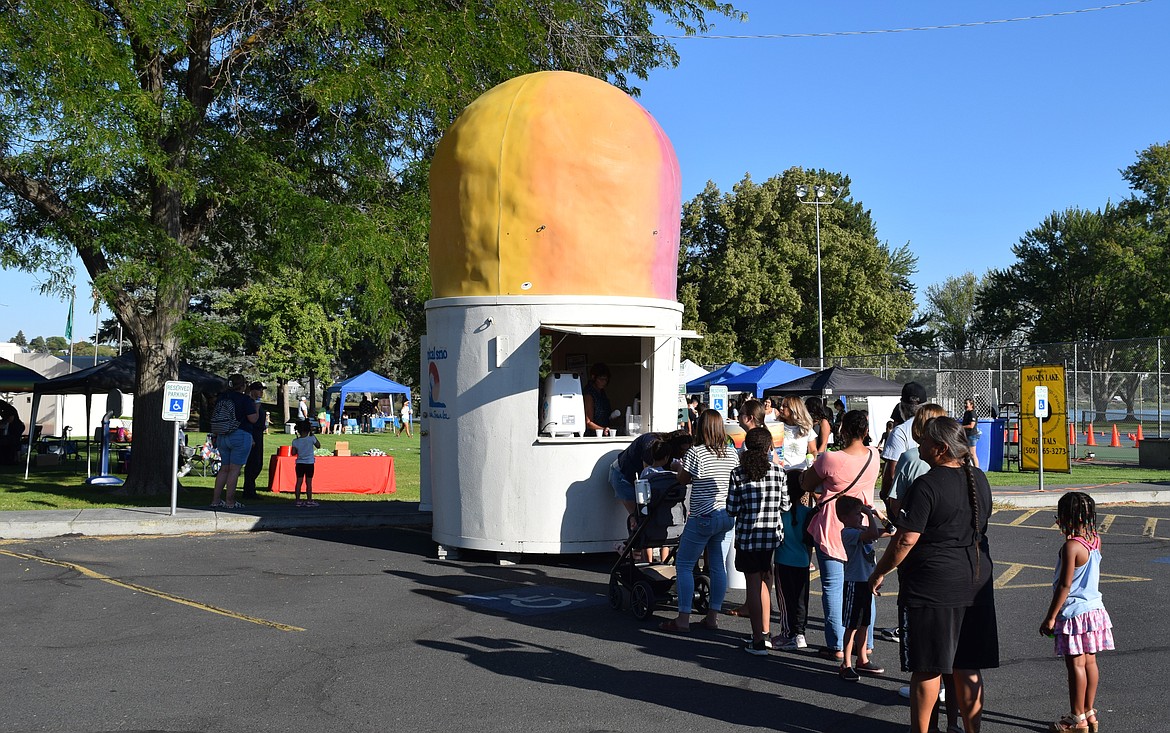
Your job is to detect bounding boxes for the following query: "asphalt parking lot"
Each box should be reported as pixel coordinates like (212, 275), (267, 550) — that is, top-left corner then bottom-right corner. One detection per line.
(2, 503), (1167, 733)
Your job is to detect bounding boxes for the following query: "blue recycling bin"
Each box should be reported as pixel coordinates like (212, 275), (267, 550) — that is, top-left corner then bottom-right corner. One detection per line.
(975, 418), (1005, 471)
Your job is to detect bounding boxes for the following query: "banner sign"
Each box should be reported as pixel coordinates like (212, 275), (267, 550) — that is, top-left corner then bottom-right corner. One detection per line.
(1020, 365), (1070, 473)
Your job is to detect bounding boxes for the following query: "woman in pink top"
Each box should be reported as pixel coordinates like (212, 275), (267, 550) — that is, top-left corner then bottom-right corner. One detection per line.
(802, 410), (881, 660)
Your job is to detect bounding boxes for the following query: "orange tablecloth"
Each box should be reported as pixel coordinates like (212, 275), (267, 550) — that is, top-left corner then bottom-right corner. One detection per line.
(267, 455), (396, 494)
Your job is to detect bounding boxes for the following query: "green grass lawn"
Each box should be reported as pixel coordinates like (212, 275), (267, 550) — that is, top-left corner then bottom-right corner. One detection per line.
(984, 460), (1170, 486)
(0, 430), (421, 511)
(5, 429), (1170, 512)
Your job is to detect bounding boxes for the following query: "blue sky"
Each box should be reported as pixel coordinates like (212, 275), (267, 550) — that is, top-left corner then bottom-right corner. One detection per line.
(634, 0), (1168, 290)
(2, 0), (1167, 343)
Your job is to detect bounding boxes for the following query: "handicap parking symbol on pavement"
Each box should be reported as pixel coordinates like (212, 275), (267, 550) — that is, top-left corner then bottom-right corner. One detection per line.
(455, 585), (606, 616)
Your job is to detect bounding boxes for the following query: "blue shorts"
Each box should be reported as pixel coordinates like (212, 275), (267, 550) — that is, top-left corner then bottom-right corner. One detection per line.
(609, 460), (635, 502)
(217, 429), (252, 467)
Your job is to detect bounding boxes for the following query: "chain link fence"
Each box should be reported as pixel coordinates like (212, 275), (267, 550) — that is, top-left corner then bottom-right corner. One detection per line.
(791, 336), (1170, 440)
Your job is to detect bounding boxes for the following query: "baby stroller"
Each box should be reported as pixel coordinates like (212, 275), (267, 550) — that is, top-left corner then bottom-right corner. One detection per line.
(608, 471), (710, 620)
(192, 437), (221, 476)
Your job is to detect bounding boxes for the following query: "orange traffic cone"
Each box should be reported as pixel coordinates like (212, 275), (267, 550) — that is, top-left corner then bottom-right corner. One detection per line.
(1069, 422), (1076, 446)
(1137, 424), (1145, 445)
(1086, 424), (1097, 446)
(1011, 427), (1019, 444)
(1110, 424), (1121, 447)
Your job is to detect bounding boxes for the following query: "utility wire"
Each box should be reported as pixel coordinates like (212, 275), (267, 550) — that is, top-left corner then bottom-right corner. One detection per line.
(588, 1), (1153, 40)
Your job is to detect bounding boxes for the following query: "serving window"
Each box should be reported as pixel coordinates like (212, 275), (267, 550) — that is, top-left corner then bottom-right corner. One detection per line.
(536, 324), (699, 440)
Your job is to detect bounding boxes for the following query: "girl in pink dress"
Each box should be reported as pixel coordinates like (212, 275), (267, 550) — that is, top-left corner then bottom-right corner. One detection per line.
(1039, 492), (1115, 732)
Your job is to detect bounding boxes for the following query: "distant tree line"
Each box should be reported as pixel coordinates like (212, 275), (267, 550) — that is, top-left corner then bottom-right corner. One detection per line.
(901, 142), (1170, 419)
(7, 330), (118, 358)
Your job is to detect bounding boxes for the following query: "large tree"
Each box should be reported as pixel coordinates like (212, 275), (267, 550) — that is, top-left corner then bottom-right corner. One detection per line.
(977, 205), (1156, 419)
(679, 168), (916, 366)
(911, 271), (1000, 367)
(0, 0), (738, 494)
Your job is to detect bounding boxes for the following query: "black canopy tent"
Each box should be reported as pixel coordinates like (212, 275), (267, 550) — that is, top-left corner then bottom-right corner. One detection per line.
(0, 356), (48, 393)
(24, 353), (227, 478)
(762, 366), (905, 398)
(764, 366), (908, 446)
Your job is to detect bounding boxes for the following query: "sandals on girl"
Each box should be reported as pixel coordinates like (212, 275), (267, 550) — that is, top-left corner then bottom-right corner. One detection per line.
(1049, 712), (1088, 731)
(1086, 708), (1098, 733)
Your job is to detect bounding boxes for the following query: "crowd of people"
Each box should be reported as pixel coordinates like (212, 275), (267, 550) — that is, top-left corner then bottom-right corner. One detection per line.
(611, 381), (1116, 733)
(202, 380), (415, 508)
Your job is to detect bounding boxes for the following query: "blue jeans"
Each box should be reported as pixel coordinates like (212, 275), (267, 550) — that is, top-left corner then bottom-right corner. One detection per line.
(675, 509), (734, 614)
(216, 428), (252, 467)
(609, 461), (635, 503)
(816, 549), (876, 651)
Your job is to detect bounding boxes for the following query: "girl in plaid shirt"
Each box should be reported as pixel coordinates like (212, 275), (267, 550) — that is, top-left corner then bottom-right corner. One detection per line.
(728, 427), (792, 655)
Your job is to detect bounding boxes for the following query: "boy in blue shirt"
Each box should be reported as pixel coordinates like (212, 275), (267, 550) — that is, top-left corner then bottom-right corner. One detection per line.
(835, 495), (893, 681)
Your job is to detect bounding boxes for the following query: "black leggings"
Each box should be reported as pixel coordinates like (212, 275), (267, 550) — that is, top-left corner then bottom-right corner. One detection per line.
(774, 562), (811, 636)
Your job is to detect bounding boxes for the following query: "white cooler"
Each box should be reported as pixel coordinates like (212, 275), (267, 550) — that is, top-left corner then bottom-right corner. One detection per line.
(540, 373), (585, 437)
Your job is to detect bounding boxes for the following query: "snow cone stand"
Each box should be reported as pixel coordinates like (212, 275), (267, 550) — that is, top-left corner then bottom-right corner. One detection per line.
(420, 71), (698, 558)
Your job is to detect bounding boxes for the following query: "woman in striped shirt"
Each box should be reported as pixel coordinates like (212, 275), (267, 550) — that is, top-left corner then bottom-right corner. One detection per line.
(660, 409), (740, 633)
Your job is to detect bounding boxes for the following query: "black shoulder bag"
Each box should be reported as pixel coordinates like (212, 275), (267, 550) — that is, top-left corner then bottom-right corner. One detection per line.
(801, 449), (874, 547)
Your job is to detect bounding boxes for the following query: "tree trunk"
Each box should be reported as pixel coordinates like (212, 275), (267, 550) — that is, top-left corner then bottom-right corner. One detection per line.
(119, 326), (184, 496)
(276, 377), (288, 425)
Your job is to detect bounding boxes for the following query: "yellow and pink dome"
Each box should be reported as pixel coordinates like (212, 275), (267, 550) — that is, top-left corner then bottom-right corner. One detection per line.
(429, 71), (681, 299)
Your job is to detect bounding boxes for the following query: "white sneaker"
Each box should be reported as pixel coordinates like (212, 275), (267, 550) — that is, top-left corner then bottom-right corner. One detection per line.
(793, 633), (808, 648)
(897, 685), (946, 702)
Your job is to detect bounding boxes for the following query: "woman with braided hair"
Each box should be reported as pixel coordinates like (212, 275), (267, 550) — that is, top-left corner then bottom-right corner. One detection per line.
(870, 416), (999, 733)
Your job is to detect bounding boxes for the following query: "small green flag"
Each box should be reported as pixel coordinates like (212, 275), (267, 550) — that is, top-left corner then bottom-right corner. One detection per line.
(64, 293), (74, 341)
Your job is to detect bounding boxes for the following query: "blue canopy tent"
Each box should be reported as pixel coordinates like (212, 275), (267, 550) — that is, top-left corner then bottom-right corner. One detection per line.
(324, 370), (411, 432)
(714, 359), (814, 398)
(685, 362), (749, 394)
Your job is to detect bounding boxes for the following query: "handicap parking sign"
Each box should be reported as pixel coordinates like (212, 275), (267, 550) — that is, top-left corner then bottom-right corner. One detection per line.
(162, 381), (193, 422)
(708, 385), (729, 418)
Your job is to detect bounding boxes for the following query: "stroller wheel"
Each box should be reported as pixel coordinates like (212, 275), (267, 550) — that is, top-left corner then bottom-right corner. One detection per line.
(693, 574), (711, 616)
(608, 574), (625, 611)
(631, 580), (655, 621)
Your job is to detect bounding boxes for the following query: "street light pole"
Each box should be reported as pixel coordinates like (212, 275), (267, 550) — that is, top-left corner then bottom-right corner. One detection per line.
(795, 183), (842, 370)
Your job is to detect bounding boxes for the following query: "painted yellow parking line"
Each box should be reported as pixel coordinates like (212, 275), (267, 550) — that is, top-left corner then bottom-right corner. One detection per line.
(991, 509), (1170, 540)
(993, 561), (1149, 590)
(0, 549), (304, 632)
(994, 563), (1027, 589)
(1008, 509), (1045, 527)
